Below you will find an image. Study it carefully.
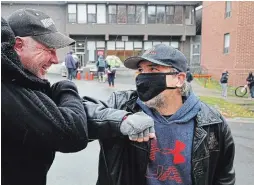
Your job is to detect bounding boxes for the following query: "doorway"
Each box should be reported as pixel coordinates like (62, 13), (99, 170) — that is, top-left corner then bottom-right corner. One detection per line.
(76, 53), (86, 67)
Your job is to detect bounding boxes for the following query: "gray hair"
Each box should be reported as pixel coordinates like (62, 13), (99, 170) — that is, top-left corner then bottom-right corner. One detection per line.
(170, 68), (192, 97)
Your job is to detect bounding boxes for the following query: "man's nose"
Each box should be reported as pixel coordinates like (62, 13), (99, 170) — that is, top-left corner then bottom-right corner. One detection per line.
(50, 51), (59, 64)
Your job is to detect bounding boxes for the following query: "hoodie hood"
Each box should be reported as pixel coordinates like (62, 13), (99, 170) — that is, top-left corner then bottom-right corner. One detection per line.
(1, 17), (50, 92)
(137, 92), (201, 124)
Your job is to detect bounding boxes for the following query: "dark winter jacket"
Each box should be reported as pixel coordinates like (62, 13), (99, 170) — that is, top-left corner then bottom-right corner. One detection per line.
(65, 53), (77, 69)
(1, 17), (88, 185)
(246, 74), (254, 87)
(220, 72), (229, 84)
(95, 90), (235, 185)
(186, 71), (194, 82)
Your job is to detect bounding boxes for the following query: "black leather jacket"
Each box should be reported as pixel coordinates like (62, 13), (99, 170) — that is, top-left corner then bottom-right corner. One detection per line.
(95, 90), (235, 185)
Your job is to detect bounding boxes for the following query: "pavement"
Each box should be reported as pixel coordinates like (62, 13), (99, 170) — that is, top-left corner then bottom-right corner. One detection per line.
(45, 73), (254, 185)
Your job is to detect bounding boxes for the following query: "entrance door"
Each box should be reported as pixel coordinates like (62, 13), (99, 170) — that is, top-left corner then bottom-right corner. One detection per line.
(76, 53), (86, 67)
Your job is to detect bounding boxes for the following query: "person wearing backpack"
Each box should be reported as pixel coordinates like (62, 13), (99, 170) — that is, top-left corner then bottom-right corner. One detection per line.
(186, 68), (193, 83)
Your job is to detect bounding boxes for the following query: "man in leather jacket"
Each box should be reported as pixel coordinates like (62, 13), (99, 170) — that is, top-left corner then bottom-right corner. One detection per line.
(95, 44), (235, 185)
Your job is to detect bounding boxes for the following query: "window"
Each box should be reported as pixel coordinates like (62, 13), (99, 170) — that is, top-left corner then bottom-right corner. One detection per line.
(125, 42), (134, 50)
(134, 41), (142, 49)
(153, 41), (161, 46)
(96, 41), (105, 48)
(107, 41), (115, 50)
(117, 5), (127, 24)
(166, 6), (174, 24)
(88, 5), (96, 23)
(156, 6), (165, 24)
(185, 6), (194, 25)
(87, 41), (96, 61)
(224, 33), (230, 54)
(97, 4), (106, 23)
(108, 5), (117, 23)
(171, 42), (179, 48)
(116, 41), (124, 48)
(148, 6), (156, 24)
(225, 1), (232, 18)
(68, 4), (76, 23)
(128, 6), (135, 24)
(77, 4), (86, 23)
(144, 42), (153, 50)
(136, 6), (145, 24)
(174, 6), (183, 24)
(162, 42), (170, 46)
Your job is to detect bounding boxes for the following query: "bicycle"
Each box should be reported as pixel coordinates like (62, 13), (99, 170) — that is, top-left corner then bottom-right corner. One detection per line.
(235, 84), (248, 97)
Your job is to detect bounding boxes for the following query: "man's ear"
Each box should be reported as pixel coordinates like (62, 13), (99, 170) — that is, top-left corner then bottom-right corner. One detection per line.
(175, 73), (186, 87)
(14, 37), (24, 52)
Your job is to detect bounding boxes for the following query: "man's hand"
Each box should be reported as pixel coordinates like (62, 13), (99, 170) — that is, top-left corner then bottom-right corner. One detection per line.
(120, 112), (156, 142)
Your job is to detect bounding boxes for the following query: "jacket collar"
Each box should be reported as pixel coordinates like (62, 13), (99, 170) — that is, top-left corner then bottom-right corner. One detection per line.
(125, 92), (223, 152)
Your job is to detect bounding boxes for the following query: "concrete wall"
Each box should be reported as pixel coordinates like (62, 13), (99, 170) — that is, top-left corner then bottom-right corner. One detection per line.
(66, 24), (196, 36)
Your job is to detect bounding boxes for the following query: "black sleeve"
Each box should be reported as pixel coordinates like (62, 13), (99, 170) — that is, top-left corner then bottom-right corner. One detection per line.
(2, 81), (88, 153)
(215, 117), (236, 185)
(82, 96), (130, 140)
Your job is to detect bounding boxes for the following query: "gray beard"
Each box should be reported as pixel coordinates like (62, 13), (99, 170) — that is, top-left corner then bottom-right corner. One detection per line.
(144, 93), (167, 110)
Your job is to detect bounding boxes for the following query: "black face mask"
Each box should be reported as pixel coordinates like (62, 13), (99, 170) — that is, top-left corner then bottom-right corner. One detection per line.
(136, 72), (179, 102)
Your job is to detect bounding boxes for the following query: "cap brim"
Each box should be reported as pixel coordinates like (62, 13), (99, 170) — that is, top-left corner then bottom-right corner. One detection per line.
(32, 32), (75, 49)
(124, 56), (172, 69)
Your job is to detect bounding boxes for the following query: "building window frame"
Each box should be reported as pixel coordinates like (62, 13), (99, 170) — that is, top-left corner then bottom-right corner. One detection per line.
(87, 4), (97, 23)
(224, 33), (230, 54)
(127, 5), (136, 24)
(225, 1), (232, 18)
(108, 5), (117, 24)
(147, 5), (156, 24)
(68, 4), (77, 23)
(117, 5), (127, 24)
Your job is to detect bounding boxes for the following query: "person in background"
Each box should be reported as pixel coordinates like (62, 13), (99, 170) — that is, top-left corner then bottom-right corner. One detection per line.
(246, 71), (254, 99)
(65, 50), (76, 81)
(106, 64), (116, 87)
(96, 55), (106, 83)
(220, 69), (229, 98)
(186, 68), (193, 83)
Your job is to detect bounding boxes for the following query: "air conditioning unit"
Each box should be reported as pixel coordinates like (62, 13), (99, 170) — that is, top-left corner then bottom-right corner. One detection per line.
(225, 11), (231, 18)
(224, 47), (229, 54)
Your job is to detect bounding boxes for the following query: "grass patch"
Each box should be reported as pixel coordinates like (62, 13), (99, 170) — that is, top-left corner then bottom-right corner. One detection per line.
(195, 78), (248, 98)
(199, 96), (254, 118)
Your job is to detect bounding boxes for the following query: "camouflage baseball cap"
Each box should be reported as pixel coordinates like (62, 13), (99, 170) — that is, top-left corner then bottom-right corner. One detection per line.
(8, 8), (75, 49)
(124, 44), (187, 72)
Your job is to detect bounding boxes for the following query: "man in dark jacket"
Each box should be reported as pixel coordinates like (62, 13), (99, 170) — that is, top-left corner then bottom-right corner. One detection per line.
(2, 9), (155, 185)
(65, 50), (77, 81)
(1, 16), (88, 185)
(246, 72), (254, 98)
(95, 44), (235, 185)
(186, 68), (193, 83)
(220, 70), (229, 98)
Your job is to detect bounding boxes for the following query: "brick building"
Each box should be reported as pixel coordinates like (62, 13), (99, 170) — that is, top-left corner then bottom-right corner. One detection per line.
(201, 1), (254, 86)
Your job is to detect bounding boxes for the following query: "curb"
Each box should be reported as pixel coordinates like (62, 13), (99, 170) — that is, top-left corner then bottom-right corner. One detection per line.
(226, 118), (254, 124)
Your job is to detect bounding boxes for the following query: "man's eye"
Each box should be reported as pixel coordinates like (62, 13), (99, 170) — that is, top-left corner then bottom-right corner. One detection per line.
(151, 67), (158, 71)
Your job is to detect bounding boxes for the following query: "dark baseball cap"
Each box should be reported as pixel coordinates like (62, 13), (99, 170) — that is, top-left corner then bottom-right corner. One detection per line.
(8, 8), (75, 49)
(124, 44), (187, 72)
